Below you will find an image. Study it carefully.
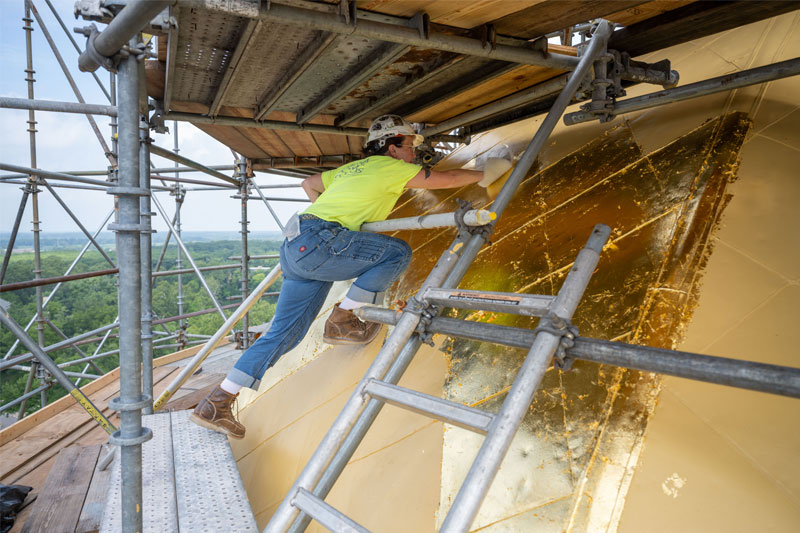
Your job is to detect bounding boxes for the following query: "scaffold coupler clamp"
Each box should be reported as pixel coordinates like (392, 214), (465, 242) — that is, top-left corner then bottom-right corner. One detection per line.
(535, 313), (579, 371)
(455, 198), (493, 244)
(75, 24), (117, 72)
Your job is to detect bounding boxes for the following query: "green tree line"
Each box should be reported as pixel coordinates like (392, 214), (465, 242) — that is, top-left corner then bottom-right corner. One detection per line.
(0, 240), (282, 415)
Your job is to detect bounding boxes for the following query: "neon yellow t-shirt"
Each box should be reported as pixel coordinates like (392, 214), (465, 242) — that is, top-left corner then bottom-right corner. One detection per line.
(302, 156), (421, 231)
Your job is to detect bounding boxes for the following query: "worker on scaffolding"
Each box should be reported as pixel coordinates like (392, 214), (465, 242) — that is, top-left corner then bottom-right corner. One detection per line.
(190, 115), (511, 439)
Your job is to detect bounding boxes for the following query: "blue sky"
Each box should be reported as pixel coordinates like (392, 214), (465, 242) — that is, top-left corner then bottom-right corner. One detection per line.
(1, 0), (305, 240)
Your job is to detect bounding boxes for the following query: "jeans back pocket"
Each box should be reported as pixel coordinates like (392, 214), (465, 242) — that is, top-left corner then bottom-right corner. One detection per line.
(286, 227), (336, 272)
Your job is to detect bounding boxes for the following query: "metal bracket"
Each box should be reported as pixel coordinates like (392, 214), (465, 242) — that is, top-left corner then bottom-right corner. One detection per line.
(454, 199), (493, 242)
(107, 186), (151, 197)
(109, 426), (153, 447)
(531, 36), (548, 57)
(408, 12), (430, 40)
(234, 330), (257, 350)
(150, 101), (169, 134)
(534, 313), (579, 371)
(414, 304), (439, 347)
(413, 144), (443, 168)
(75, 24), (118, 72)
(480, 24), (497, 50)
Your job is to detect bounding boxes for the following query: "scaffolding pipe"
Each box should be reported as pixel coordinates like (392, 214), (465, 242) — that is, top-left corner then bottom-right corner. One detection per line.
(0, 96), (117, 116)
(238, 160), (251, 347)
(152, 302), (241, 325)
(0, 303), (117, 432)
(140, 114), (154, 414)
(109, 37), (147, 533)
(361, 209), (495, 233)
(0, 268), (120, 293)
(0, 162), (112, 187)
(422, 74), (568, 137)
(236, 194), (308, 203)
(149, 144), (238, 185)
(164, 111), (366, 137)
(152, 263), (283, 411)
(151, 194), (229, 319)
(77, 0), (172, 72)
(151, 263), (241, 278)
(21, 1), (46, 418)
(151, 173), (236, 188)
(356, 308), (800, 399)
(0, 178), (108, 191)
(564, 57), (800, 125)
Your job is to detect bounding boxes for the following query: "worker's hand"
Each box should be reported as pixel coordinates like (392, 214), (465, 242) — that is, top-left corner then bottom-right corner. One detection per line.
(477, 157), (512, 188)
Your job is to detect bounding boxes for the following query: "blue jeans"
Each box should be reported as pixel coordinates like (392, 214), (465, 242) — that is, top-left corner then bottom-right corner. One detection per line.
(227, 217), (412, 389)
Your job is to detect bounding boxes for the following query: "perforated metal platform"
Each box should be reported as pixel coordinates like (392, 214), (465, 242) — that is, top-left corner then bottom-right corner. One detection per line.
(100, 410), (257, 532)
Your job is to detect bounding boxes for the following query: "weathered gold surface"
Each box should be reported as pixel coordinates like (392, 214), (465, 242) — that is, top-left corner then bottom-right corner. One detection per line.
(385, 113), (750, 530)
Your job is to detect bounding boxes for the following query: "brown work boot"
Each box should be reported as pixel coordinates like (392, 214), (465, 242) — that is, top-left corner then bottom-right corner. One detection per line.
(323, 304), (382, 345)
(189, 386), (246, 439)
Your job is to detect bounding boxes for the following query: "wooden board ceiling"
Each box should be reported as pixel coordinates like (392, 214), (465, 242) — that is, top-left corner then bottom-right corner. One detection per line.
(143, 0), (797, 169)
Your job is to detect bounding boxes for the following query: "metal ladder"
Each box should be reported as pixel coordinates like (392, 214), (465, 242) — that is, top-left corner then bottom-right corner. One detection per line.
(264, 18), (617, 533)
(265, 224), (611, 533)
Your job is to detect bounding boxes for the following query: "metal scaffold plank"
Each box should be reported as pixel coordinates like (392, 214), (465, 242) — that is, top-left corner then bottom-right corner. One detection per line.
(171, 410), (258, 531)
(101, 412), (178, 532)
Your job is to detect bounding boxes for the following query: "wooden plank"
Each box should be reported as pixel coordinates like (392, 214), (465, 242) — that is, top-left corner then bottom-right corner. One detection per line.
(0, 367), (177, 485)
(169, 102), (269, 159)
(20, 445), (101, 533)
(226, 107), (295, 157)
(358, 0), (547, 28)
(0, 367), (121, 447)
(491, 0), (648, 39)
(604, 0), (695, 27)
(163, 374), (224, 412)
(411, 62), (572, 124)
(75, 447), (112, 533)
(153, 342), (206, 368)
(608, 0), (800, 57)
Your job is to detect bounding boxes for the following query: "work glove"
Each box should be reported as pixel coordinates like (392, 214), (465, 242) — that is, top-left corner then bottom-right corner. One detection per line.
(478, 157), (512, 188)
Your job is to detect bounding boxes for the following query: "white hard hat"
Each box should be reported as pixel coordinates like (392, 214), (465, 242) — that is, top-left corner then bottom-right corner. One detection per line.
(366, 114), (423, 149)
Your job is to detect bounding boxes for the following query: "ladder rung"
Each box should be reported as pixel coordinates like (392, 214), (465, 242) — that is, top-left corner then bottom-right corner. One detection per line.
(293, 488), (370, 533)
(421, 287), (554, 317)
(364, 379), (494, 434)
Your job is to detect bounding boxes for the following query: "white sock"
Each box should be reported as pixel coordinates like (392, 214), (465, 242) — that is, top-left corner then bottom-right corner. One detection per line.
(338, 297), (366, 311)
(220, 378), (243, 395)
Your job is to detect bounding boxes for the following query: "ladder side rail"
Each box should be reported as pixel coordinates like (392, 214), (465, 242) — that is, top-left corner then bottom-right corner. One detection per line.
(440, 225), (611, 532)
(265, 235), (469, 532)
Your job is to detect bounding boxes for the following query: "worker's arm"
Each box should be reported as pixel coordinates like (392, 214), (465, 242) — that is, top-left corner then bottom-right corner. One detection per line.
(405, 157), (512, 190)
(301, 174), (325, 202)
(405, 168), (483, 190)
